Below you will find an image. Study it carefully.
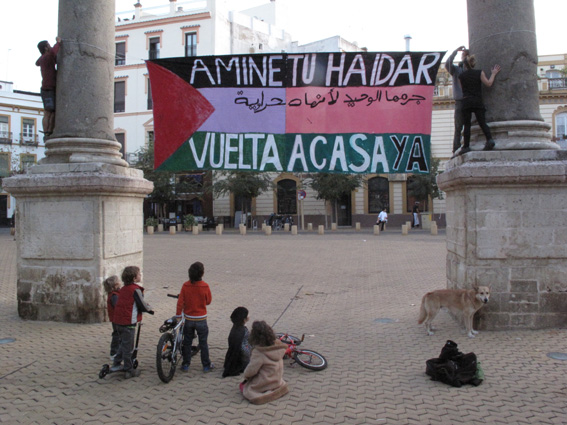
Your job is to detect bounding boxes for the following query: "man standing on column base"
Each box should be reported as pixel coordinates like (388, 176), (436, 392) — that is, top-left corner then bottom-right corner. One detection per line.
(446, 46), (469, 156)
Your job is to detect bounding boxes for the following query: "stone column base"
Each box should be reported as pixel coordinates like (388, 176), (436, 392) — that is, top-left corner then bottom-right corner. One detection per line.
(438, 150), (567, 330)
(468, 120), (558, 151)
(3, 163), (153, 323)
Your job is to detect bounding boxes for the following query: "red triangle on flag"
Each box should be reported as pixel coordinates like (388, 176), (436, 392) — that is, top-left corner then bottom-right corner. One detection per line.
(146, 61), (215, 169)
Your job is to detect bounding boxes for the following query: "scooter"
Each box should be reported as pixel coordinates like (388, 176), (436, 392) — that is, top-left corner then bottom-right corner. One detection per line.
(99, 322), (142, 379)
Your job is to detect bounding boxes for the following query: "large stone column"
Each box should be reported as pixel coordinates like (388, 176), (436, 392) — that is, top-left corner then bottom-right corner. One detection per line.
(438, 0), (567, 330)
(466, 0), (556, 150)
(3, 0), (153, 323)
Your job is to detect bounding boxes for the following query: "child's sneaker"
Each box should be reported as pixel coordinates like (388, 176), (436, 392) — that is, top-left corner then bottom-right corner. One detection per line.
(203, 363), (215, 373)
(181, 364), (189, 372)
(110, 364), (123, 372)
(124, 368), (141, 379)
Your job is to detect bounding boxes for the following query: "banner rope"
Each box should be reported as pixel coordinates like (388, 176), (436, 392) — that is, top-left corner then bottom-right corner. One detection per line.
(470, 29), (536, 46)
(61, 39), (153, 64)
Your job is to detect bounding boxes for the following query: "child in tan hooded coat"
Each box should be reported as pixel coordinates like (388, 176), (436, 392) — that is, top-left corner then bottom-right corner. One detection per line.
(241, 321), (288, 404)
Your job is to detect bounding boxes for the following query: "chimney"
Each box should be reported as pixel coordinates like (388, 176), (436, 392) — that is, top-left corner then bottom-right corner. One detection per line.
(404, 34), (412, 52)
(170, 0), (177, 15)
(134, 2), (142, 20)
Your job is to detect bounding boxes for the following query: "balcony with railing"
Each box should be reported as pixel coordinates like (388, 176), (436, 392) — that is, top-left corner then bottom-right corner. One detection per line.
(0, 131), (13, 144)
(20, 134), (39, 146)
(547, 78), (567, 90)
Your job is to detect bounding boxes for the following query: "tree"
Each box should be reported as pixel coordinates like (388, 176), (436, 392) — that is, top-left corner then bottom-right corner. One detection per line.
(307, 173), (363, 226)
(407, 157), (444, 213)
(134, 140), (204, 218)
(212, 170), (272, 217)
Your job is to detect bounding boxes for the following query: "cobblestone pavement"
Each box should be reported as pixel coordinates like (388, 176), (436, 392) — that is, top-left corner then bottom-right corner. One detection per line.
(1, 228), (566, 425)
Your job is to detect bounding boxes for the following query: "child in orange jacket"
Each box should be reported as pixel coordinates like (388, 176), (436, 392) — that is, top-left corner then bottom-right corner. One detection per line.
(176, 261), (213, 372)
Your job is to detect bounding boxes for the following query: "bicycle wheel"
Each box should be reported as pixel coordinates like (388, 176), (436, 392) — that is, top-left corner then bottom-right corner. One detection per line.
(293, 349), (328, 371)
(275, 333), (302, 345)
(156, 332), (177, 383)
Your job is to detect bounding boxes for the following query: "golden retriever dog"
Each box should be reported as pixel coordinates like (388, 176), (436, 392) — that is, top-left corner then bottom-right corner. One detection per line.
(418, 285), (490, 338)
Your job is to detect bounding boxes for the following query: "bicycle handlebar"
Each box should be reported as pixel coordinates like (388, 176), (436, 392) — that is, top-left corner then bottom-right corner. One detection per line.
(167, 294), (179, 299)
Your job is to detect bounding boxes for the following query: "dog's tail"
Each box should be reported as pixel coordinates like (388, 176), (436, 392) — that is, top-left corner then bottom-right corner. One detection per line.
(417, 295), (427, 324)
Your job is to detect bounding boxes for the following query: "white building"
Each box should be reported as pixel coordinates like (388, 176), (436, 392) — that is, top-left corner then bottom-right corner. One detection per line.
(0, 81), (46, 225)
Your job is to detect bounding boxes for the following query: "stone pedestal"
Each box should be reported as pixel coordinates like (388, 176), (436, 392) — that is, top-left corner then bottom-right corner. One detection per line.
(4, 164), (152, 322)
(438, 151), (567, 330)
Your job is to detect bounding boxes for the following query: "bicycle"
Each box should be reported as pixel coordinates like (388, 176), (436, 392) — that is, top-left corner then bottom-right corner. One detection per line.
(156, 294), (200, 383)
(275, 333), (328, 371)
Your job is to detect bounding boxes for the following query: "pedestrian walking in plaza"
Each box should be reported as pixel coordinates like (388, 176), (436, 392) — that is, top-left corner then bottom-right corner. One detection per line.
(103, 275), (122, 362)
(377, 208), (388, 231)
(176, 261), (214, 372)
(412, 202), (420, 228)
(112, 266), (154, 378)
(36, 36), (61, 136)
(446, 46), (469, 155)
(223, 306), (251, 377)
(240, 320), (288, 405)
(459, 55), (501, 155)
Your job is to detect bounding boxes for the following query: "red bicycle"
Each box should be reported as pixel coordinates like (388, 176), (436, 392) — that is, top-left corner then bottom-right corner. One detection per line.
(276, 333), (327, 371)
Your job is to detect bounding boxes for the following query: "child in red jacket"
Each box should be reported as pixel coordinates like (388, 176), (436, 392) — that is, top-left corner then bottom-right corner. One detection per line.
(103, 275), (121, 362)
(176, 261), (213, 372)
(112, 266), (154, 378)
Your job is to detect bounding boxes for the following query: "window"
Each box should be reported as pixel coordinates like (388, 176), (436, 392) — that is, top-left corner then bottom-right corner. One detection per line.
(20, 154), (36, 172)
(368, 176), (389, 214)
(147, 131), (154, 145)
(0, 116), (10, 144)
(114, 81), (125, 112)
(556, 112), (567, 140)
(115, 132), (125, 155)
(185, 32), (197, 57)
(147, 78), (153, 110)
(21, 118), (36, 143)
(277, 179), (297, 214)
(115, 42), (126, 66)
(0, 153), (10, 177)
(149, 37), (160, 60)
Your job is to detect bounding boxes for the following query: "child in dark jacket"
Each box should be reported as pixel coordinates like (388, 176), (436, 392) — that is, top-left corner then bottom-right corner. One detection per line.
(223, 307), (251, 377)
(112, 266), (154, 378)
(103, 275), (121, 362)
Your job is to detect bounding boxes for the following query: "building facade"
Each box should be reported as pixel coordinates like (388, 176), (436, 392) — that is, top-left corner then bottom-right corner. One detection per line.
(114, 1), (567, 228)
(0, 81), (46, 225)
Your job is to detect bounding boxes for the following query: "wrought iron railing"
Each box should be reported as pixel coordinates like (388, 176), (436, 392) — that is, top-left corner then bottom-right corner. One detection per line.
(0, 131), (12, 144)
(548, 78), (567, 89)
(20, 134), (39, 146)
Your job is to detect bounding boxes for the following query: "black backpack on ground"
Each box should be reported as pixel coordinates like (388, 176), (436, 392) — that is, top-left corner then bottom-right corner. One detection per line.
(425, 340), (483, 387)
